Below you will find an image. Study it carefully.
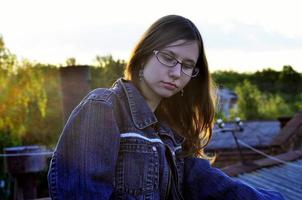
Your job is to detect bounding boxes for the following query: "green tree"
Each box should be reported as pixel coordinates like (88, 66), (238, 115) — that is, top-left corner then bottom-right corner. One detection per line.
(212, 70), (250, 90)
(65, 57), (76, 66)
(234, 79), (293, 120)
(91, 55), (126, 88)
(278, 65), (302, 94)
(213, 67), (301, 119)
(259, 94), (291, 119)
(234, 80), (262, 119)
(293, 93), (302, 111)
(0, 36), (47, 145)
(22, 64), (63, 146)
(251, 68), (280, 93)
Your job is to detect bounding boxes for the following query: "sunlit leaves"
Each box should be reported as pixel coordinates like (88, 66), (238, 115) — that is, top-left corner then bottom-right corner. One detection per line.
(234, 80), (262, 119)
(0, 37), (47, 140)
(91, 55), (126, 88)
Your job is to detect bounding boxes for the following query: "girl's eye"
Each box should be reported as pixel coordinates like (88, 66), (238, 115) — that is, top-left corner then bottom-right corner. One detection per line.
(182, 64), (194, 69)
(160, 53), (175, 62)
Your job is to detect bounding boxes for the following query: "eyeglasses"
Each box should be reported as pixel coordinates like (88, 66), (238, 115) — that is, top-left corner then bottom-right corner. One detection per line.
(153, 50), (199, 77)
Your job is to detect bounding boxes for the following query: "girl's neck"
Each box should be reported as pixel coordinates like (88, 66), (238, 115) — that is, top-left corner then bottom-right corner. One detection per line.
(137, 80), (162, 112)
(146, 97), (161, 112)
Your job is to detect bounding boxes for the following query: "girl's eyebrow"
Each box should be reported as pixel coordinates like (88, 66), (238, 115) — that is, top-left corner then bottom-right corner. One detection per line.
(161, 50), (196, 65)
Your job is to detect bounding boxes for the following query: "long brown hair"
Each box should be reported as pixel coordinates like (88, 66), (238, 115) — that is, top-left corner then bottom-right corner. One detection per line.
(124, 15), (216, 158)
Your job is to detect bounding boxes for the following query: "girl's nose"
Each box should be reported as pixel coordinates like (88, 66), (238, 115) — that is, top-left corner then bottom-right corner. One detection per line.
(169, 63), (182, 78)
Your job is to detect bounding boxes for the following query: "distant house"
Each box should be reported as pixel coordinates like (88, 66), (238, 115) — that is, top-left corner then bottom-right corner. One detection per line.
(206, 111), (302, 168)
(217, 88), (238, 119)
(222, 148), (302, 200)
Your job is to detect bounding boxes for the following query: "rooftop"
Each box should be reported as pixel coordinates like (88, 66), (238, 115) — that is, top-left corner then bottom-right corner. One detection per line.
(233, 159), (302, 200)
(206, 120), (281, 150)
(222, 147), (302, 200)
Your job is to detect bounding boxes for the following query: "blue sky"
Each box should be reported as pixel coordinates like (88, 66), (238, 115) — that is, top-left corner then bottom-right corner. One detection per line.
(1, 0), (302, 72)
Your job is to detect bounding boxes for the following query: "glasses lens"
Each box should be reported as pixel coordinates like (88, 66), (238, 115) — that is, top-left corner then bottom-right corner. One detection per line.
(157, 52), (177, 67)
(154, 50), (199, 77)
(182, 64), (200, 77)
(182, 64), (194, 76)
(183, 67), (199, 77)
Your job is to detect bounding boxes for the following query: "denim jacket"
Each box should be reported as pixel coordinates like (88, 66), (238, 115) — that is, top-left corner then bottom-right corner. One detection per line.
(48, 78), (284, 200)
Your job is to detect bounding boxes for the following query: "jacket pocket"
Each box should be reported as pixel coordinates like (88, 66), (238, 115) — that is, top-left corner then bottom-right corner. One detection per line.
(115, 138), (159, 196)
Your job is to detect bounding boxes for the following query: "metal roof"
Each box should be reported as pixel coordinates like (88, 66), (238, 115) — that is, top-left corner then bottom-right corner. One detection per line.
(206, 121), (281, 150)
(233, 159), (302, 200)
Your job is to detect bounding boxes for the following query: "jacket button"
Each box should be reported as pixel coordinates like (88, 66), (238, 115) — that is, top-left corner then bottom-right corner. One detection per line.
(152, 146), (157, 151)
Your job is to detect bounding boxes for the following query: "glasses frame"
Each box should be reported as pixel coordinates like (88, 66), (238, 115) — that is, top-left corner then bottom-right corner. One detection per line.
(153, 50), (199, 77)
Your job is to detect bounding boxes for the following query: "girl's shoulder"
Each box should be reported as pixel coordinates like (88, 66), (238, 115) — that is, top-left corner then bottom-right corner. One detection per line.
(85, 88), (115, 103)
(81, 87), (124, 113)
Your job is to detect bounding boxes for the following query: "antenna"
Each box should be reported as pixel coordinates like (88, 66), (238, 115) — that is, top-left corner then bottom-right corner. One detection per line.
(216, 117), (246, 164)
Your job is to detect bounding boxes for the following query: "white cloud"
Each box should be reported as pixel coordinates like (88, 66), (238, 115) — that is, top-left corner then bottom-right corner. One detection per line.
(1, 0), (301, 71)
(207, 48), (302, 72)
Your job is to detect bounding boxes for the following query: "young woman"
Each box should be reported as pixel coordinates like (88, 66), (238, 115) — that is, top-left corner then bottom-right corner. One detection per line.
(48, 15), (284, 200)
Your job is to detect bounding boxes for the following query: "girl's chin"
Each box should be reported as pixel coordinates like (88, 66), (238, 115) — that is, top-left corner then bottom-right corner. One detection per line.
(156, 90), (178, 98)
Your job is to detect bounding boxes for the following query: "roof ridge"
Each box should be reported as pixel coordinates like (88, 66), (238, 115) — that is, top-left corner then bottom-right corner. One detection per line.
(222, 147), (302, 176)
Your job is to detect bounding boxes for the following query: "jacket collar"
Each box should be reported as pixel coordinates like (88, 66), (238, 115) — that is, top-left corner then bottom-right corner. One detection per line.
(114, 78), (185, 145)
(116, 78), (158, 129)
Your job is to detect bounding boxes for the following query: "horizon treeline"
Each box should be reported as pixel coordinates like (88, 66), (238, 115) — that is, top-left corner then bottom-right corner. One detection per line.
(1, 36), (302, 149)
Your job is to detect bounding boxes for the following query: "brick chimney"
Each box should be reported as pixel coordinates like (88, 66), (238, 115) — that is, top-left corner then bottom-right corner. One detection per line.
(60, 65), (91, 123)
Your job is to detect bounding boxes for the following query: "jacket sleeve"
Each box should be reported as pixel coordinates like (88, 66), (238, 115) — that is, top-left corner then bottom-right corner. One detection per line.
(183, 157), (285, 200)
(47, 96), (120, 200)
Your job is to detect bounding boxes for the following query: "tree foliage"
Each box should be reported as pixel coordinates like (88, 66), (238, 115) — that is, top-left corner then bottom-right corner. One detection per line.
(233, 80), (292, 120)
(91, 55), (126, 88)
(65, 57), (77, 66)
(0, 36), (47, 146)
(215, 66), (302, 120)
(0, 34), (301, 147)
(212, 70), (250, 89)
(234, 80), (262, 119)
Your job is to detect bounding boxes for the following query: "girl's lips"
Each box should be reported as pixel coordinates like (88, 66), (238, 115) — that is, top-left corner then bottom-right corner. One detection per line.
(161, 81), (178, 90)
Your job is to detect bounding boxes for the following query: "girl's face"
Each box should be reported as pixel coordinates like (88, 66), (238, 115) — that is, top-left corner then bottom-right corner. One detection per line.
(139, 39), (199, 102)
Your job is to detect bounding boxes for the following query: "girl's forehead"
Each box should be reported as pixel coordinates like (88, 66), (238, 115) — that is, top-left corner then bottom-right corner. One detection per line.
(161, 40), (199, 61)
